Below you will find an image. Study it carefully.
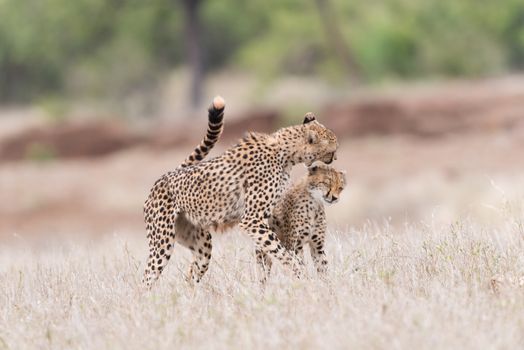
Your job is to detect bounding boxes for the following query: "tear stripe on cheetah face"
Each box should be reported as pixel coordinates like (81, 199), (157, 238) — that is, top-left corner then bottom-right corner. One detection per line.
(142, 107), (338, 288)
(262, 164), (346, 281)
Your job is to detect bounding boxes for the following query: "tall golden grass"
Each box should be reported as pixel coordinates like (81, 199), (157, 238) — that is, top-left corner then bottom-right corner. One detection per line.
(1, 211), (523, 349)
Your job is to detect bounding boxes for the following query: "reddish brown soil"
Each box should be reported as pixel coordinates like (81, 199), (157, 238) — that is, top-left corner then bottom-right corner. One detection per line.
(1, 76), (524, 239)
(2, 77), (524, 163)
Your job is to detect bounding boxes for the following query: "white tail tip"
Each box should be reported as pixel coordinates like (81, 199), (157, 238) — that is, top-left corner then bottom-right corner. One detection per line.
(213, 95), (225, 110)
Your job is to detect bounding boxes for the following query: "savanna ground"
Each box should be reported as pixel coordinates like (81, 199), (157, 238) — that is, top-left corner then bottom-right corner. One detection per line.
(1, 222), (524, 349)
(1, 77), (524, 349)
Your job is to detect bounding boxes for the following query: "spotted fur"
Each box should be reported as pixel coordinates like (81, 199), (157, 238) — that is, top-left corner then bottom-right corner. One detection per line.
(257, 164), (347, 282)
(142, 100), (338, 288)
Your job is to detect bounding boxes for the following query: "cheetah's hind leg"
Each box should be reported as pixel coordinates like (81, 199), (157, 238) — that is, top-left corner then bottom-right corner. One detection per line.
(174, 217), (213, 285)
(142, 179), (177, 289)
(186, 228), (213, 285)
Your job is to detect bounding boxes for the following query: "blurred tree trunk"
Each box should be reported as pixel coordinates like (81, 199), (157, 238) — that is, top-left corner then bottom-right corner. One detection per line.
(314, 0), (360, 80)
(182, 0), (204, 109)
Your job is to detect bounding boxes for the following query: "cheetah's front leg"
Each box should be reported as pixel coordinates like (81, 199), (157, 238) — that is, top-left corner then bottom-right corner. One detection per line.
(240, 218), (303, 279)
(310, 217), (328, 276)
(255, 249), (272, 283)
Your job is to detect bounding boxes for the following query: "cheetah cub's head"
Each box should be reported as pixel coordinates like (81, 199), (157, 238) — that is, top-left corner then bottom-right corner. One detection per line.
(307, 163), (347, 205)
(302, 113), (338, 166)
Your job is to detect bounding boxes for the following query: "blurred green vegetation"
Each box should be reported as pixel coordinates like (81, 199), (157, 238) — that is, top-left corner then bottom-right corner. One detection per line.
(0, 0), (523, 102)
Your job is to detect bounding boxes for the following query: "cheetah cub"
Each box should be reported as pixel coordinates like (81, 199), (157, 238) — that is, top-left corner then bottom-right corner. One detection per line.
(258, 163), (347, 280)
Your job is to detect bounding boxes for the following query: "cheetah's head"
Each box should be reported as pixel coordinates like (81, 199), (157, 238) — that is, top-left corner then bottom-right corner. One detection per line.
(307, 163), (347, 205)
(301, 113), (338, 166)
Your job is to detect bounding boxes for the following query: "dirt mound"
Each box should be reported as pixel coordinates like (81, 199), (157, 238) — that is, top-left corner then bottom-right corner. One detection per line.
(0, 109), (280, 162)
(0, 121), (145, 162)
(323, 82), (524, 137)
(2, 77), (524, 162)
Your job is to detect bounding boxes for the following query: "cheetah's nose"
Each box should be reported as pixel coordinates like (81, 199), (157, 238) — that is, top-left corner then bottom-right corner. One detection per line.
(331, 196), (338, 202)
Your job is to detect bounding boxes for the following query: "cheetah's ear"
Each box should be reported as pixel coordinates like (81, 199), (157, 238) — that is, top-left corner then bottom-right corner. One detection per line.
(303, 112), (316, 124)
(306, 129), (318, 144)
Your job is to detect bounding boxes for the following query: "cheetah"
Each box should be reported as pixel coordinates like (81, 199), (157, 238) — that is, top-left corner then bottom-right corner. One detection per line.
(142, 97), (338, 288)
(256, 163), (347, 282)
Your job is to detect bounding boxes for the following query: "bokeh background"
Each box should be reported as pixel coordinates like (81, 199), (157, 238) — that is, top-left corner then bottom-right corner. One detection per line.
(1, 0), (524, 242)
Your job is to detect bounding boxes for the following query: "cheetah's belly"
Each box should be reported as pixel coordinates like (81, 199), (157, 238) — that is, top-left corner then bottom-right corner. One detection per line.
(182, 177), (246, 228)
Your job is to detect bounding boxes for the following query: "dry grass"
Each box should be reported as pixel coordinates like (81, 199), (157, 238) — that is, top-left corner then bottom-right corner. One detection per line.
(1, 214), (524, 350)
(2, 77), (524, 349)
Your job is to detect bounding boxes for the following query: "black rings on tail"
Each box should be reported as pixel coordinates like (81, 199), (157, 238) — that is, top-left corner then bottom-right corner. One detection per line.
(180, 96), (225, 168)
